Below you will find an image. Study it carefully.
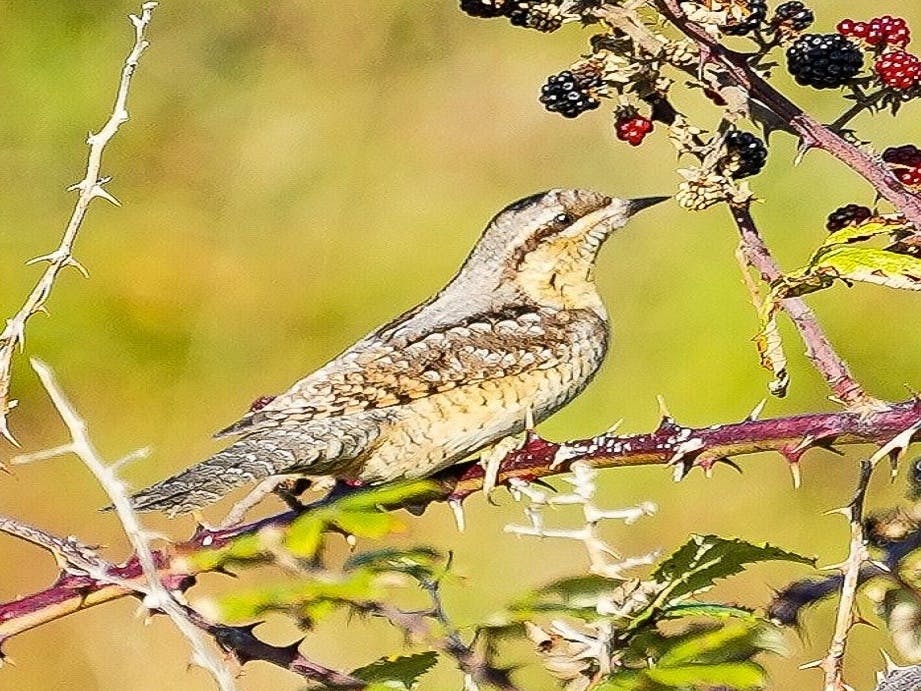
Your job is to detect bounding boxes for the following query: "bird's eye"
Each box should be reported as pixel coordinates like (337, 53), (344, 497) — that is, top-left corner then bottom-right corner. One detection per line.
(554, 212), (572, 225)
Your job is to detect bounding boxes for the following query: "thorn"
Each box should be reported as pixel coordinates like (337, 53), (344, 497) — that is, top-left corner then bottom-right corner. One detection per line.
(747, 398), (767, 421)
(524, 406), (535, 433)
(799, 658), (822, 670)
(672, 460), (690, 482)
(704, 465), (713, 479)
(63, 256), (90, 278)
(0, 415), (19, 447)
(25, 252), (60, 266)
(656, 394), (672, 421)
(91, 184), (121, 207)
(823, 506), (851, 518)
(789, 462), (801, 489)
(449, 498), (466, 533)
(604, 418), (624, 435)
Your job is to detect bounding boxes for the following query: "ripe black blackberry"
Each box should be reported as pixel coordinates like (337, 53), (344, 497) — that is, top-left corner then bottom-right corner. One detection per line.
(539, 69), (602, 118)
(772, 1), (814, 32)
(507, 1), (564, 32)
(459, 0), (508, 18)
(825, 204), (872, 231)
(721, 130), (768, 179)
(786, 34), (863, 88)
(723, 0), (767, 36)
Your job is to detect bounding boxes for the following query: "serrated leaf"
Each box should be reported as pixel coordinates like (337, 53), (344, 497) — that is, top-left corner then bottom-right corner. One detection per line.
(183, 532), (269, 571)
(645, 661), (766, 689)
(352, 651), (438, 687)
(653, 535), (814, 603)
(753, 295), (788, 397)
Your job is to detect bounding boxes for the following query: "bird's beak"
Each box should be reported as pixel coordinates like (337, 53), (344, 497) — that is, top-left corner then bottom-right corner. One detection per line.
(626, 196), (670, 216)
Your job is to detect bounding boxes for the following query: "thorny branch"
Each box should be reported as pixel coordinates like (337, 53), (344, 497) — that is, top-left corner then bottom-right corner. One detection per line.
(731, 202), (870, 406)
(0, 2), (157, 447)
(814, 460), (874, 691)
(2, 396), (919, 671)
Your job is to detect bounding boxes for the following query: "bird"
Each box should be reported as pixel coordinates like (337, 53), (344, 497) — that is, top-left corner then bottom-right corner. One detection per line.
(130, 189), (667, 516)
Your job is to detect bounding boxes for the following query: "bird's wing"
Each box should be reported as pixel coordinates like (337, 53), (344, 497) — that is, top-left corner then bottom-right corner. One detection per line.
(215, 306), (595, 437)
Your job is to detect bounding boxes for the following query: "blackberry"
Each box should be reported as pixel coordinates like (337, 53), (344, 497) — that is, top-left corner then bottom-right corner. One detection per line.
(539, 69), (602, 118)
(721, 130), (768, 179)
(722, 0), (767, 36)
(825, 204), (872, 232)
(786, 33), (864, 89)
(507, 1), (565, 32)
(615, 113), (653, 146)
(459, 0), (508, 18)
(882, 144), (921, 167)
(772, 1), (814, 32)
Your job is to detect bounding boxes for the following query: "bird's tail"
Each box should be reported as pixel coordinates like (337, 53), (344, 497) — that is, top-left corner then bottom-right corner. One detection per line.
(128, 436), (302, 517)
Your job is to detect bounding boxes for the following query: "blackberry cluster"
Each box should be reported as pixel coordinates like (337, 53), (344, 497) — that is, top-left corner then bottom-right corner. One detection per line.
(771, 1), (814, 33)
(720, 130), (768, 179)
(825, 204), (872, 232)
(786, 34), (863, 88)
(461, 0), (566, 33)
(837, 15), (911, 48)
(722, 0), (767, 36)
(539, 69), (602, 118)
(459, 0), (508, 18)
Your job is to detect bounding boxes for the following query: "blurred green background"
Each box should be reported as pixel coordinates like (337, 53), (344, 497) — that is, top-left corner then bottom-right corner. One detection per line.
(1, 1), (920, 689)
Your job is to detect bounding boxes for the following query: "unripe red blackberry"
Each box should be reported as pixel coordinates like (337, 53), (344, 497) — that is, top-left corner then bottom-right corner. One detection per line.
(722, 0), (767, 36)
(720, 130), (768, 179)
(838, 15), (911, 48)
(772, 1), (814, 33)
(539, 69), (602, 118)
(897, 168), (921, 187)
(874, 50), (921, 90)
(786, 34), (863, 89)
(459, 0), (509, 18)
(614, 112), (653, 146)
(825, 204), (872, 232)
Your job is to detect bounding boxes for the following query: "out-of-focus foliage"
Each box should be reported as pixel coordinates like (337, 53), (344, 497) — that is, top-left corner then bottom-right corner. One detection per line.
(1, 1), (920, 689)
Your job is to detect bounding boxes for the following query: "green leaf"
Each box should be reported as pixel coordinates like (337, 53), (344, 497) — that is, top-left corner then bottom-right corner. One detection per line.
(645, 661), (766, 689)
(334, 509), (404, 539)
(333, 480), (441, 512)
(657, 621), (779, 667)
(808, 245), (921, 291)
(351, 651), (438, 688)
(284, 514), (327, 558)
(594, 671), (647, 691)
(821, 219), (908, 248)
(183, 532), (269, 571)
(659, 603), (758, 622)
(653, 535), (814, 603)
(215, 569), (380, 623)
(345, 547), (442, 578)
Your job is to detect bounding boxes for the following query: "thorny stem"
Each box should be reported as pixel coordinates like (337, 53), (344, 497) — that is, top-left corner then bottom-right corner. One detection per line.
(818, 460), (873, 691)
(0, 2), (157, 446)
(3, 399), (920, 658)
(731, 202), (870, 405)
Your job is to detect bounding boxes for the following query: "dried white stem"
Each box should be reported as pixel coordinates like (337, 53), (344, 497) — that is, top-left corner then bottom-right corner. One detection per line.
(0, 2), (158, 446)
(818, 460), (873, 691)
(26, 358), (236, 691)
(505, 463), (658, 581)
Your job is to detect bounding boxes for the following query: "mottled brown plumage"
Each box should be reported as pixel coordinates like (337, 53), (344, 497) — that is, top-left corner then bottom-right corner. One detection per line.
(130, 189), (666, 515)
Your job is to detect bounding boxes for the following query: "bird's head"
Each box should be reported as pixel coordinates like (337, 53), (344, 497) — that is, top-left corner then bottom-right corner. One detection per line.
(454, 188), (667, 311)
